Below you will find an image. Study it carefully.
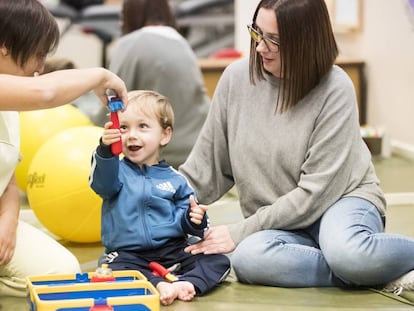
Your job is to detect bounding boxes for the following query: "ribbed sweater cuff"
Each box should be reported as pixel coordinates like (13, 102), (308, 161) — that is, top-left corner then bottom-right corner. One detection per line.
(228, 215), (261, 245)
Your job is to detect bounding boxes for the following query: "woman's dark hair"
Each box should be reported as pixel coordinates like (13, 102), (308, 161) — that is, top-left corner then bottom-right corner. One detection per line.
(0, 0), (59, 67)
(121, 0), (177, 35)
(249, 0), (338, 112)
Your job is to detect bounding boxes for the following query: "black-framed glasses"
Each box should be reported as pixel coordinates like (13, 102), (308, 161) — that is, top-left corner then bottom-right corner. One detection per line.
(247, 24), (280, 53)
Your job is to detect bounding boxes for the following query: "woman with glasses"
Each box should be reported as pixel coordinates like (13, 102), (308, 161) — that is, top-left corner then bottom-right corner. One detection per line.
(0, 0), (127, 297)
(180, 0), (414, 296)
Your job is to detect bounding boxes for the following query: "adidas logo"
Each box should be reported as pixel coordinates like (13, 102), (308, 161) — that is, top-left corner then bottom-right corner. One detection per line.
(156, 181), (176, 194)
(105, 252), (118, 263)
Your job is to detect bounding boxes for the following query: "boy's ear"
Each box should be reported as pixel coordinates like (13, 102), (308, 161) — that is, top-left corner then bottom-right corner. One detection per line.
(160, 126), (173, 147)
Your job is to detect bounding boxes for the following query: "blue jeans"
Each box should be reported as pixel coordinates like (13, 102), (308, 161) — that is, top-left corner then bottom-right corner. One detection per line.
(231, 197), (414, 287)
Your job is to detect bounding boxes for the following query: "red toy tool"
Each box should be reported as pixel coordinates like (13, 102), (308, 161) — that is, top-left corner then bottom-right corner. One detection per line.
(108, 97), (124, 155)
(149, 261), (178, 282)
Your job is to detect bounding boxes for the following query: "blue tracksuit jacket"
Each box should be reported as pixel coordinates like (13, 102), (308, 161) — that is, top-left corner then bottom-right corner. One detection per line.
(89, 148), (207, 252)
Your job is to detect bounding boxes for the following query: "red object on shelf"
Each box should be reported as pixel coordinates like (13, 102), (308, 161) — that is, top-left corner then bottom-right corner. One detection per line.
(209, 48), (242, 59)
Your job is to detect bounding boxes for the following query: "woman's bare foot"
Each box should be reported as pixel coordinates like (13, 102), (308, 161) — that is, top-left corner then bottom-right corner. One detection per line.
(156, 281), (196, 305)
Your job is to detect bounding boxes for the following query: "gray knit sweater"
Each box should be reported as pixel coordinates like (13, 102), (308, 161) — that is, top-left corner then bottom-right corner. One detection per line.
(109, 26), (210, 168)
(180, 57), (386, 245)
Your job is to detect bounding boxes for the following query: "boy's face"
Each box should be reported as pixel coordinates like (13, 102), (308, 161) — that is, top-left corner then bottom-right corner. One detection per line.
(119, 105), (172, 166)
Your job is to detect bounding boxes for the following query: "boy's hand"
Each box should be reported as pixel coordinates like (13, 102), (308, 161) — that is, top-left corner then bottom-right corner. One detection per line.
(101, 121), (121, 146)
(189, 195), (208, 225)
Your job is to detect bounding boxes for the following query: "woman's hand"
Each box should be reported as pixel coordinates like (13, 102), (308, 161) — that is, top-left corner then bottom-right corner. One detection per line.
(0, 175), (19, 265)
(0, 215), (17, 265)
(94, 68), (128, 108)
(184, 225), (236, 255)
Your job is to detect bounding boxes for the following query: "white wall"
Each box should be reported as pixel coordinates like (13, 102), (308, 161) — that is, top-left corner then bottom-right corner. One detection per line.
(234, 0), (259, 56)
(357, 0), (414, 154)
(235, 0), (414, 155)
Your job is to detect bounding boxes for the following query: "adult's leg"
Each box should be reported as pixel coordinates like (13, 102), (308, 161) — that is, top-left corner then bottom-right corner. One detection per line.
(0, 221), (80, 297)
(231, 228), (345, 287)
(319, 197), (414, 287)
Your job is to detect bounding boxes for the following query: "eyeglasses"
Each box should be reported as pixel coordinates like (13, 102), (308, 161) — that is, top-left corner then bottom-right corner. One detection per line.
(247, 24), (280, 53)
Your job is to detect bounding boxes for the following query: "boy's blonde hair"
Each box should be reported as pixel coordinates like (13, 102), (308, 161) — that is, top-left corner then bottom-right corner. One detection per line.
(127, 90), (174, 130)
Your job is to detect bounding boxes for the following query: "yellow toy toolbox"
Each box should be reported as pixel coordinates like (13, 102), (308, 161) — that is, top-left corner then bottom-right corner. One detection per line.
(27, 269), (159, 311)
(27, 269), (147, 287)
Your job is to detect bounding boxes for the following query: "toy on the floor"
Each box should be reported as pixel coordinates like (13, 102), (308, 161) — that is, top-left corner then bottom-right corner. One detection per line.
(107, 97), (124, 155)
(149, 262), (178, 282)
(27, 265), (160, 311)
(26, 125), (103, 243)
(91, 264), (116, 283)
(16, 104), (91, 192)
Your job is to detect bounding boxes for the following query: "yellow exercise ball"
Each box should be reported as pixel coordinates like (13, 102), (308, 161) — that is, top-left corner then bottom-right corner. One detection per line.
(26, 126), (103, 243)
(16, 104), (92, 192)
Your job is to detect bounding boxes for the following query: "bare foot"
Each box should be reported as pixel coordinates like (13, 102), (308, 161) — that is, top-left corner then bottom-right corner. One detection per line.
(157, 282), (178, 305)
(156, 281), (196, 305)
(173, 281), (196, 302)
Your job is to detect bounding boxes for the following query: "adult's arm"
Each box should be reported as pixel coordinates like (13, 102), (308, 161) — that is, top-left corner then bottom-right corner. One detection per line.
(0, 68), (127, 111)
(0, 174), (19, 265)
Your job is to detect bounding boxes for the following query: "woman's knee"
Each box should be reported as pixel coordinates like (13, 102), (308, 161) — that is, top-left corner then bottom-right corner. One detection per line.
(322, 239), (379, 285)
(232, 231), (279, 265)
(232, 232), (267, 281)
(231, 231), (292, 284)
(319, 198), (385, 285)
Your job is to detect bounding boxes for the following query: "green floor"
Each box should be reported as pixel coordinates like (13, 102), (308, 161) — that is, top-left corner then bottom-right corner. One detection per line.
(3, 154), (414, 310)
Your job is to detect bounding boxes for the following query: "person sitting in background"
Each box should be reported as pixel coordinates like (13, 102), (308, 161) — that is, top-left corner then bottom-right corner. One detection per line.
(106, 0), (210, 168)
(0, 0), (127, 297)
(89, 90), (230, 305)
